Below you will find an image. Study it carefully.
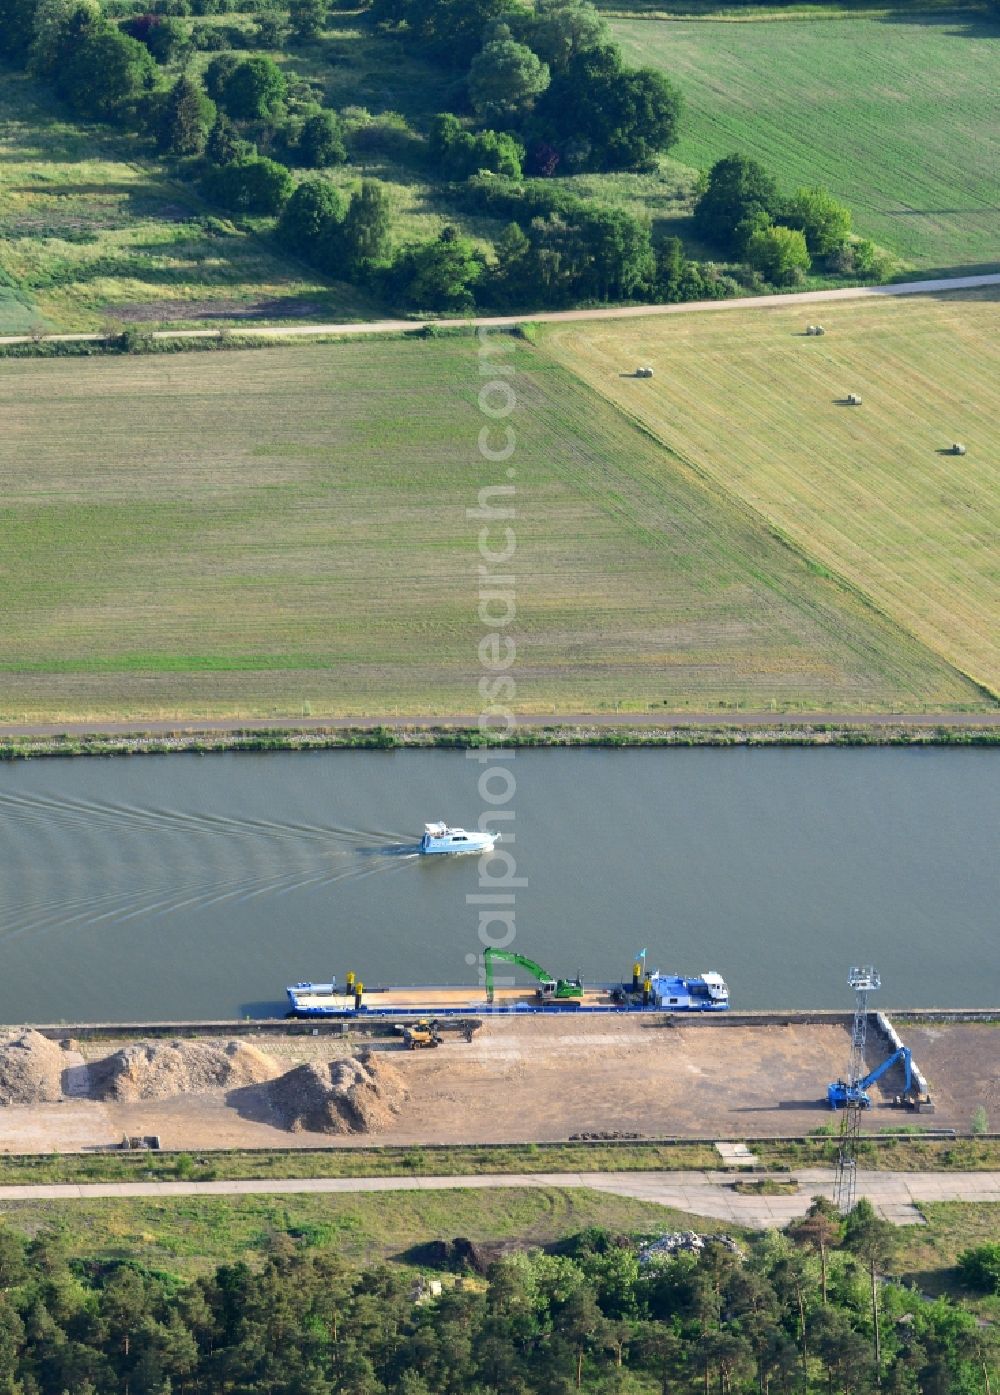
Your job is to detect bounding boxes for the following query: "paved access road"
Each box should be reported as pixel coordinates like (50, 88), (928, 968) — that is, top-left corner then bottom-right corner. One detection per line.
(2, 1169), (998, 1228)
(1, 272), (998, 347)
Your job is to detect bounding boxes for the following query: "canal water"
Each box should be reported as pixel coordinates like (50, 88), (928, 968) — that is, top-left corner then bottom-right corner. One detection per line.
(0, 748), (996, 1022)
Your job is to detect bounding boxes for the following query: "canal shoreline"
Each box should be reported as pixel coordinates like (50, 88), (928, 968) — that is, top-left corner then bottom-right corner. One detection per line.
(15, 1008), (999, 1038)
(2, 716), (999, 758)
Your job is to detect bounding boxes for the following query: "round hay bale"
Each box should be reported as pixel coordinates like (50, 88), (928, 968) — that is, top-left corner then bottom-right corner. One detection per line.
(846, 393), (862, 406)
(951, 442), (967, 456)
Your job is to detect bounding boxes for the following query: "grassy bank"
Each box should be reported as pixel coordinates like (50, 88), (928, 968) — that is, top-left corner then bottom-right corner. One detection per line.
(0, 1180), (996, 1289)
(0, 1136), (996, 1187)
(1, 722), (998, 758)
(0, 1187), (717, 1276)
(896, 1202), (1000, 1306)
(0, 69), (378, 334)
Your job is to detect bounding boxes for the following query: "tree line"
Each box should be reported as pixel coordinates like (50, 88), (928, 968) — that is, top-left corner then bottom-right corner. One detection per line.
(0, 1198), (995, 1394)
(0, 0), (880, 315)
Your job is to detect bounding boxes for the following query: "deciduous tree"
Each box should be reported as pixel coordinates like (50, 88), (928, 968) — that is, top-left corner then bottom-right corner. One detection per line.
(469, 27), (550, 122)
(844, 1197), (898, 1384)
(694, 153), (781, 253)
(289, 0), (325, 43)
(785, 185), (852, 257)
(297, 110), (346, 167)
(220, 54), (287, 121)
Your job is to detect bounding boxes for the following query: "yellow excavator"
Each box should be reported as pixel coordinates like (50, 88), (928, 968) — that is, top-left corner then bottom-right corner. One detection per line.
(397, 1019), (443, 1050)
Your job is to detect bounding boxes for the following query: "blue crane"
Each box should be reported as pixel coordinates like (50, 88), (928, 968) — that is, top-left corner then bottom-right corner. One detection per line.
(827, 1045), (913, 1109)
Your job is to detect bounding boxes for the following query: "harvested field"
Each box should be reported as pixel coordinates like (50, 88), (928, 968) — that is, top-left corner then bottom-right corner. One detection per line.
(0, 1019), (986, 1153)
(90, 1039), (278, 1102)
(546, 289), (1000, 699)
(0, 1030), (65, 1105)
(0, 336), (985, 721)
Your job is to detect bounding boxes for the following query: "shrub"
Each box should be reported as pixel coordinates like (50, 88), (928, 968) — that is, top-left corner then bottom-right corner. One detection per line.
(276, 177), (345, 266)
(389, 226), (484, 311)
(121, 12), (184, 61)
(204, 52), (241, 101)
(202, 155), (293, 212)
(694, 153), (781, 255)
(958, 1243), (1000, 1294)
(253, 12), (289, 46)
(219, 55), (287, 120)
(428, 113), (524, 180)
(189, 21), (234, 47)
(118, 325), (157, 353)
(853, 238), (893, 282)
(784, 185), (851, 258)
(288, 0), (325, 42)
(296, 110), (347, 167)
(745, 224), (811, 285)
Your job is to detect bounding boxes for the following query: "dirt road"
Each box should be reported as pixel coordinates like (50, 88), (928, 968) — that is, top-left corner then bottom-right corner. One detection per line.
(0, 1168), (997, 1228)
(1, 272), (997, 347)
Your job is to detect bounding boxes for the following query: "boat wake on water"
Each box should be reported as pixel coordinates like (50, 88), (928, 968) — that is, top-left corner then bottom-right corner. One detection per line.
(0, 788), (389, 848)
(0, 788), (423, 943)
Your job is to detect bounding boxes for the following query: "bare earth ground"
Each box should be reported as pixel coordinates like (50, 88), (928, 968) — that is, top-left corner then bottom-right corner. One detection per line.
(1, 1019), (993, 1154)
(897, 1024), (1000, 1130)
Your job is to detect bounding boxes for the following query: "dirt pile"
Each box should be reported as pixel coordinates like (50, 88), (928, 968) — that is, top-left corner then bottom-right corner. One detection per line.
(267, 1051), (408, 1134)
(92, 1039), (279, 1102)
(0, 1030), (65, 1105)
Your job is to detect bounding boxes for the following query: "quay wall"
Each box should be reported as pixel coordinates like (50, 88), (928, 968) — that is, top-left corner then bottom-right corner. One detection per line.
(13, 1007), (998, 1042)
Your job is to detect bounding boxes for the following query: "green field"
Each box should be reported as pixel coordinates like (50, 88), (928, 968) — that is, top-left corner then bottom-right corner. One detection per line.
(547, 289), (1000, 700)
(0, 68), (380, 333)
(0, 332), (986, 721)
(0, 1188), (717, 1276)
(612, 12), (1000, 273)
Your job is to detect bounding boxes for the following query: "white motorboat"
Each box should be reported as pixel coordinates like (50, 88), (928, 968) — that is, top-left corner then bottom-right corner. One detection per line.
(419, 822), (498, 855)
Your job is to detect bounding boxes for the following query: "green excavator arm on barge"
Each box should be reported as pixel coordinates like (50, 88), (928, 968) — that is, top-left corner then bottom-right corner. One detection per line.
(484, 949), (583, 1004)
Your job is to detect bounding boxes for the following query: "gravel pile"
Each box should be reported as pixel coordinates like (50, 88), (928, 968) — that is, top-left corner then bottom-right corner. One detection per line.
(91, 1039), (279, 1102)
(267, 1051), (408, 1134)
(0, 1029), (65, 1105)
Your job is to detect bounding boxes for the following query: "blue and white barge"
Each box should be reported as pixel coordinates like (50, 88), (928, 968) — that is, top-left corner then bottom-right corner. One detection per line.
(286, 960), (729, 1018)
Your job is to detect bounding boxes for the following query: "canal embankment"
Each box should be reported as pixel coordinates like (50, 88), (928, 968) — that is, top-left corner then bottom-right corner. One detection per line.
(2, 717), (1000, 759)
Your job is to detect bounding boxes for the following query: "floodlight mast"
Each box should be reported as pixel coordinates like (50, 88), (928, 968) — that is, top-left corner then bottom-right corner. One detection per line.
(833, 966), (881, 1214)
